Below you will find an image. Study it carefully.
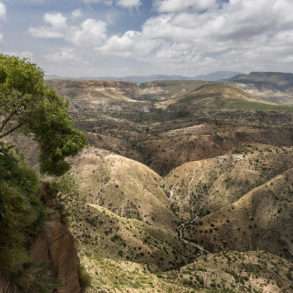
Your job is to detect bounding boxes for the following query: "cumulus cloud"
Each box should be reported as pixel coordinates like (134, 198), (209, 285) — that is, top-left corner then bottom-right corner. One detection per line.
(29, 12), (107, 46)
(71, 19), (107, 46)
(82, 0), (141, 9)
(72, 9), (82, 19)
(117, 0), (142, 9)
(19, 0), (293, 76)
(0, 2), (6, 41)
(45, 48), (76, 62)
(4, 51), (34, 60)
(0, 2), (6, 19)
(29, 12), (68, 38)
(95, 0), (293, 74)
(44, 12), (67, 28)
(155, 0), (218, 13)
(98, 30), (159, 57)
(29, 26), (64, 38)
(82, 0), (113, 4)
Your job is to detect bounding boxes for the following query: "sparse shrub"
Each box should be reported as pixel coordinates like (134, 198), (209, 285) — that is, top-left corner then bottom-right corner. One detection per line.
(0, 147), (44, 275)
(14, 263), (59, 293)
(79, 265), (91, 291)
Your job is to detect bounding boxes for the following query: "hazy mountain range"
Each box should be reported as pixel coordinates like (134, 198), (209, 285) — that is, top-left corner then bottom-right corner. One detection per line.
(46, 71), (241, 83)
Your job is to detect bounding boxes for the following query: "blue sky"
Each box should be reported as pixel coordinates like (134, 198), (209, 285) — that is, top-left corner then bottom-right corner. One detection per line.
(1, 0), (293, 77)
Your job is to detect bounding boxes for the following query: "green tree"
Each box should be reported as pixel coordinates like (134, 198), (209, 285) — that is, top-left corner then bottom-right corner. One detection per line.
(0, 54), (86, 175)
(0, 55), (86, 290)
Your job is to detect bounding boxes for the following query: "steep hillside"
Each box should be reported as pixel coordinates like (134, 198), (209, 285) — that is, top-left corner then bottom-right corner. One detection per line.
(13, 77), (290, 292)
(141, 119), (293, 175)
(64, 147), (178, 230)
(165, 144), (293, 220)
(43, 80), (293, 176)
(52, 147), (293, 291)
(165, 250), (293, 293)
(167, 83), (293, 113)
(5, 56), (293, 292)
(55, 148), (202, 291)
(0, 149), (81, 293)
(231, 72), (293, 90)
(230, 72), (293, 105)
(139, 80), (207, 102)
(181, 168), (293, 260)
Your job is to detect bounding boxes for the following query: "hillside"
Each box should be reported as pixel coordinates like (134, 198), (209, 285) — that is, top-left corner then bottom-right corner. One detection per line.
(165, 144), (293, 220)
(55, 147), (293, 292)
(231, 72), (293, 90)
(3, 75), (293, 292)
(165, 250), (293, 293)
(181, 167), (293, 260)
(4, 0), (293, 290)
(63, 147), (178, 230)
(230, 72), (293, 105)
(46, 79), (293, 176)
(56, 148), (202, 291)
(167, 83), (293, 113)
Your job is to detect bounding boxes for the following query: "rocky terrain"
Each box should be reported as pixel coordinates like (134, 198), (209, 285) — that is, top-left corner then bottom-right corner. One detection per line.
(43, 77), (293, 292)
(56, 147), (293, 292)
(3, 76), (293, 292)
(230, 72), (293, 105)
(48, 79), (293, 175)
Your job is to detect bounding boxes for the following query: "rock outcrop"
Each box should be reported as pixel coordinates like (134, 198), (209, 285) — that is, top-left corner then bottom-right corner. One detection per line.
(0, 276), (18, 293)
(31, 217), (81, 293)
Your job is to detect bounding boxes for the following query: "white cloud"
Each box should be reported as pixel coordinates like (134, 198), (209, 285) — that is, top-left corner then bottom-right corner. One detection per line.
(82, 0), (113, 5)
(117, 0), (142, 9)
(95, 0), (293, 75)
(29, 12), (67, 39)
(156, 0), (217, 13)
(98, 30), (160, 57)
(44, 12), (67, 28)
(45, 48), (76, 62)
(0, 2), (6, 19)
(21, 0), (293, 76)
(71, 19), (107, 46)
(4, 51), (34, 61)
(82, 0), (140, 9)
(30, 13), (107, 46)
(29, 26), (64, 38)
(0, 2), (6, 41)
(72, 9), (82, 19)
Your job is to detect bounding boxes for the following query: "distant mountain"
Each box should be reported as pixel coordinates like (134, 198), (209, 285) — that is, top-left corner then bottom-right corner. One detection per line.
(230, 72), (293, 90)
(46, 71), (241, 83)
(45, 74), (191, 83)
(194, 71), (241, 81)
(113, 75), (191, 83)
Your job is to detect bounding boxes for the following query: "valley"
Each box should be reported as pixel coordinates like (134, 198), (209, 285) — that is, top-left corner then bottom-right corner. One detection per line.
(4, 0), (293, 290)
(43, 74), (293, 292)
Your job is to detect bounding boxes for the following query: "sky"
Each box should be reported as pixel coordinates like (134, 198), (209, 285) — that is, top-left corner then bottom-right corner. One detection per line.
(1, 0), (293, 77)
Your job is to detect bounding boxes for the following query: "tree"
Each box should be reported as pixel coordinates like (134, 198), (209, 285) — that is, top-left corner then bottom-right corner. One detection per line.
(0, 55), (86, 289)
(0, 54), (86, 175)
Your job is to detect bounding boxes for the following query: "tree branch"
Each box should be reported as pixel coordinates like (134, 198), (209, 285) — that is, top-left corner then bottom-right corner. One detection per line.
(0, 110), (18, 132)
(0, 122), (24, 139)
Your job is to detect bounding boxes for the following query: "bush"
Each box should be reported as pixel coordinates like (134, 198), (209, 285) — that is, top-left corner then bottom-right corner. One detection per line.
(79, 265), (91, 291)
(0, 145), (44, 276)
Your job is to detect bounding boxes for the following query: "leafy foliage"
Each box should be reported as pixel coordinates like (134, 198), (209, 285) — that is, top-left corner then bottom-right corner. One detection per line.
(15, 262), (59, 293)
(79, 265), (92, 291)
(0, 54), (86, 175)
(0, 145), (43, 274)
(0, 55), (86, 290)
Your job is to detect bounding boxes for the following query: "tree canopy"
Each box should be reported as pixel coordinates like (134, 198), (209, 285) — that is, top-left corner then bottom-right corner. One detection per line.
(0, 54), (86, 175)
